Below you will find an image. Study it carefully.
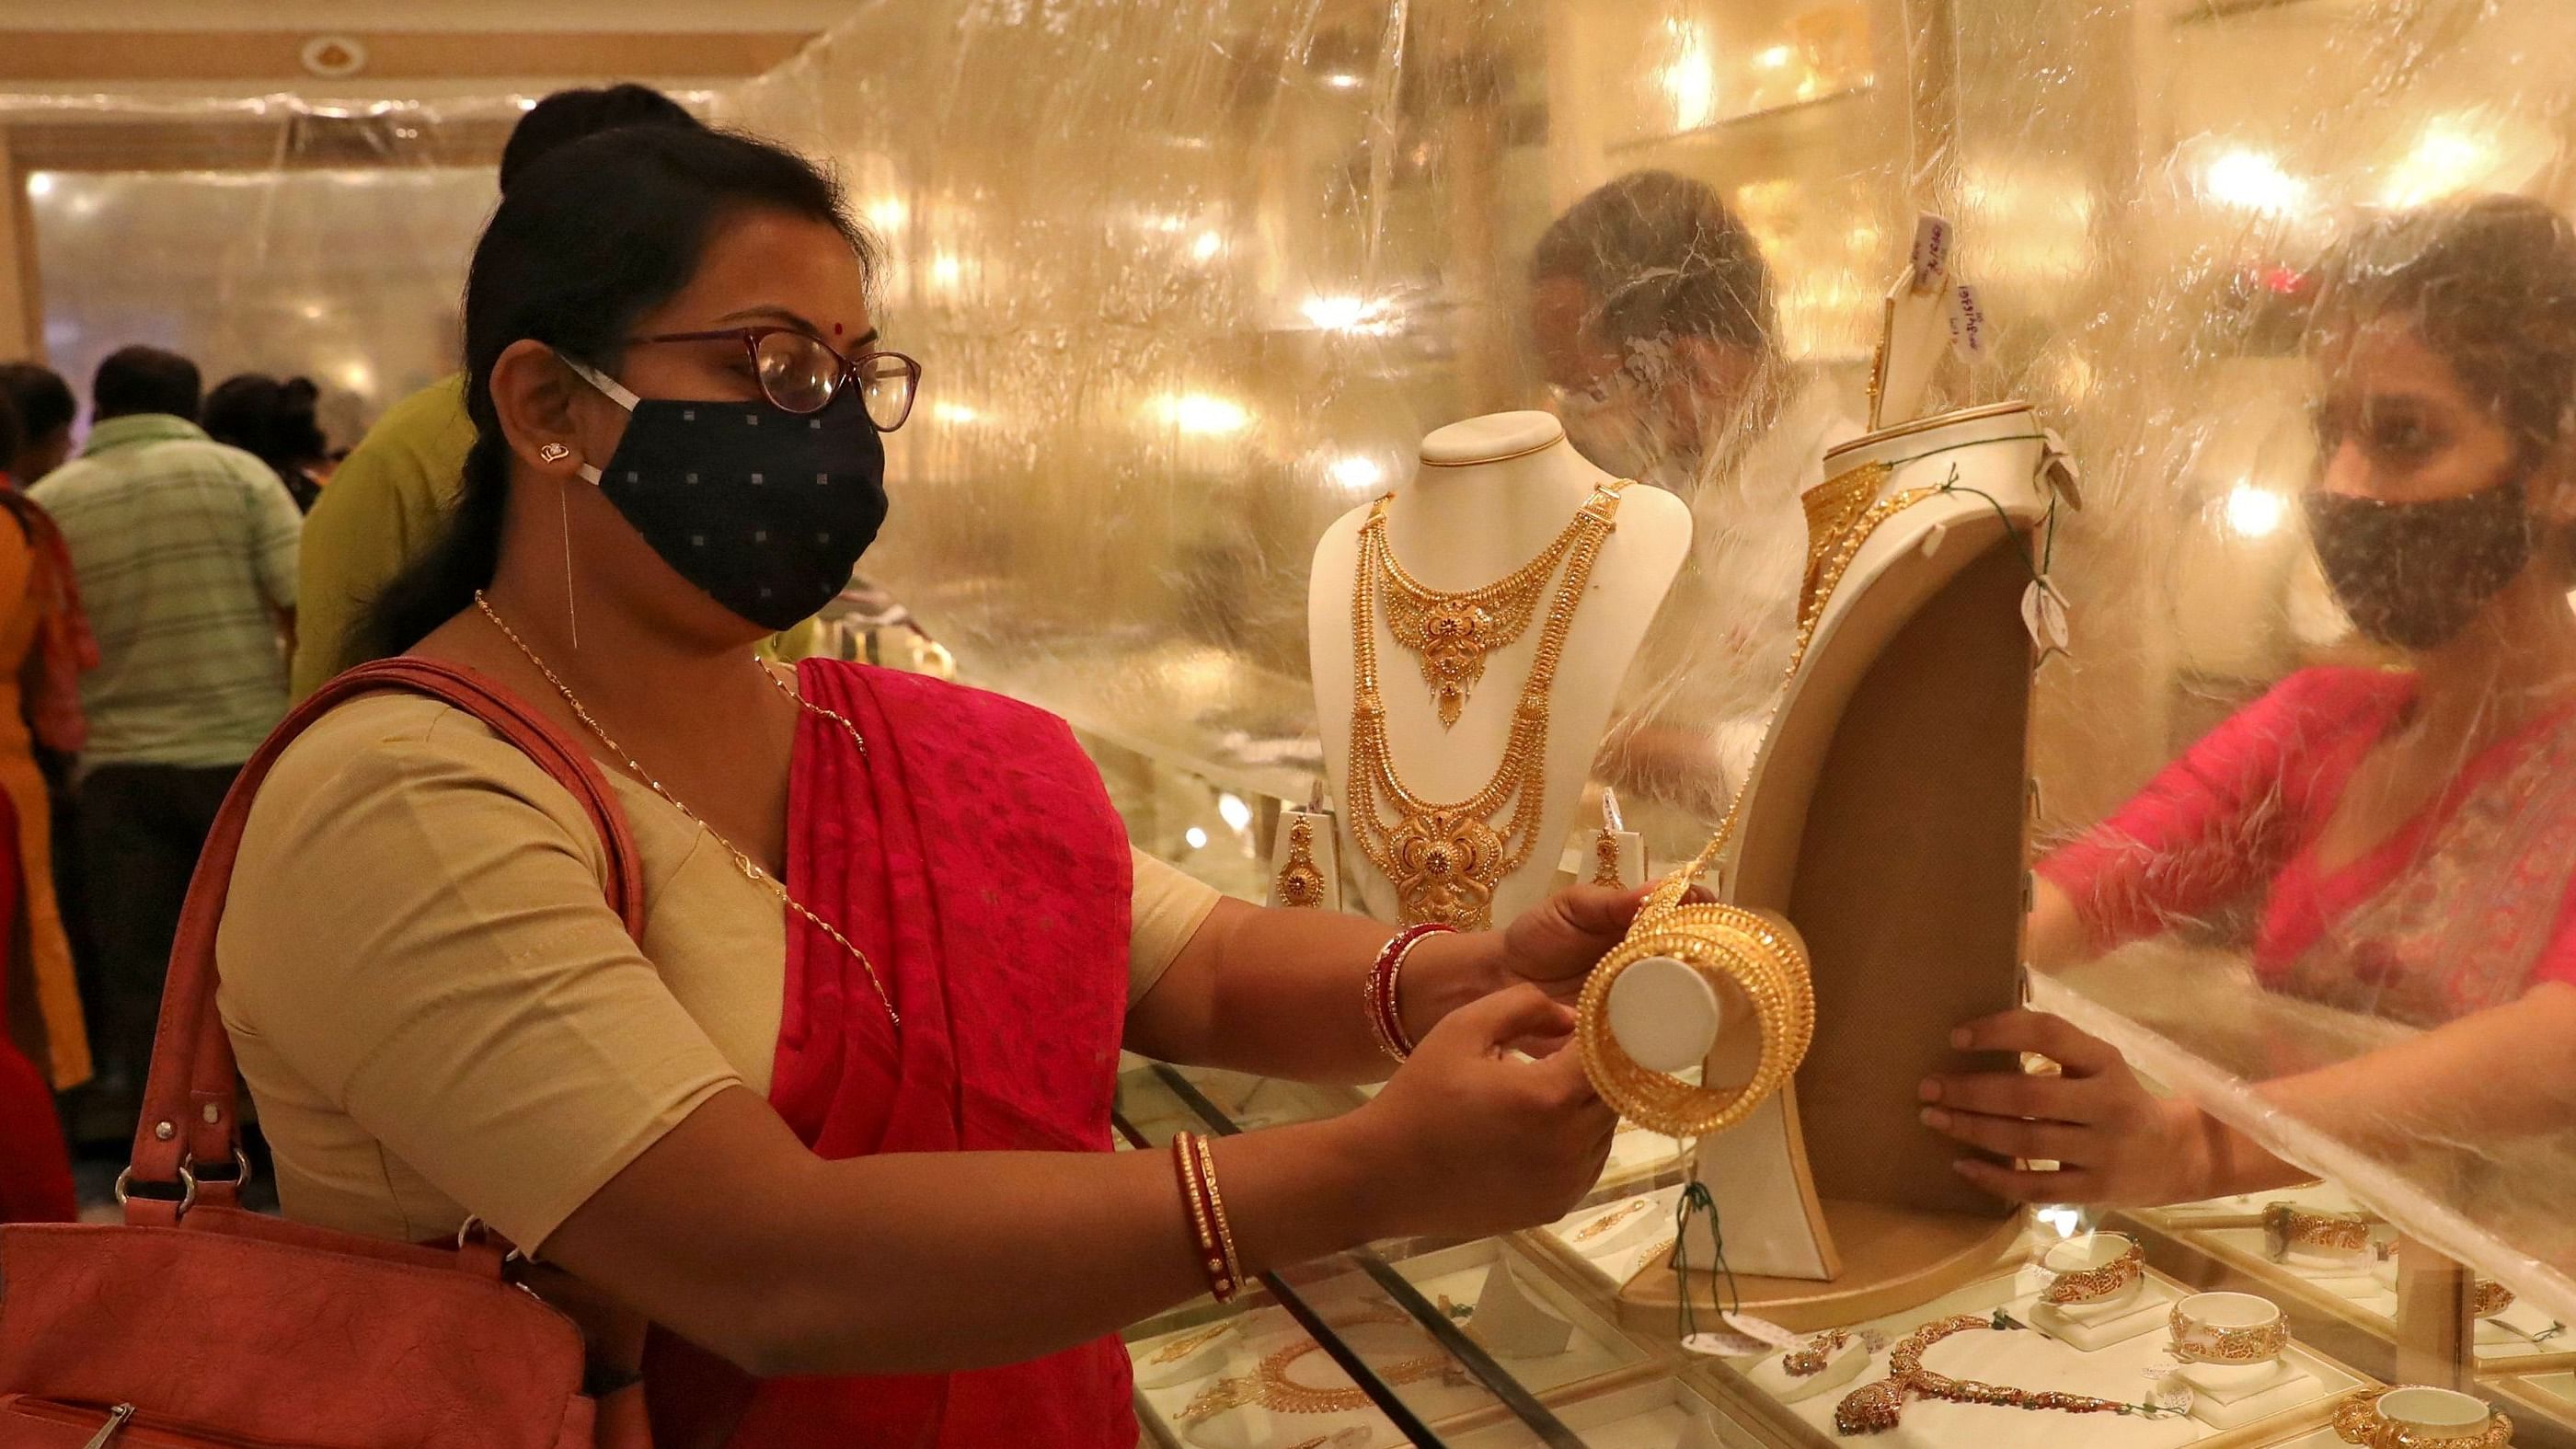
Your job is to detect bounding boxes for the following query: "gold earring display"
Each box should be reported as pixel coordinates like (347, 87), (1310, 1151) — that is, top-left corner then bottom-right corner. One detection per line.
(1373, 500), (1601, 728)
(1275, 816), (1327, 908)
(1591, 786), (1630, 888)
(1346, 483), (1625, 929)
(1577, 459), (1943, 1132)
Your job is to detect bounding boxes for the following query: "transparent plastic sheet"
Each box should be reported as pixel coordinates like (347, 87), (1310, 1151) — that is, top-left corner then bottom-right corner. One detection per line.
(718, 0), (2576, 1323)
(3, 92), (706, 442)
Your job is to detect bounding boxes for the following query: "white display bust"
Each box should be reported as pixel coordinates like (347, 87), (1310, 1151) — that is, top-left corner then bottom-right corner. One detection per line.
(1309, 410), (1689, 928)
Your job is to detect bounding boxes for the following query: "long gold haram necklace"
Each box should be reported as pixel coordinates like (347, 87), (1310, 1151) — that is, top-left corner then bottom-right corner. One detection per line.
(1375, 507), (1593, 729)
(1835, 1314), (2181, 1434)
(473, 592), (902, 1031)
(1346, 483), (1626, 931)
(1575, 463), (1930, 1137)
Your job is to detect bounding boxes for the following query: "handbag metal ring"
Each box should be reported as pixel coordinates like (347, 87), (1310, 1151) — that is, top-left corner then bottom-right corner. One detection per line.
(110, 1161), (199, 1215)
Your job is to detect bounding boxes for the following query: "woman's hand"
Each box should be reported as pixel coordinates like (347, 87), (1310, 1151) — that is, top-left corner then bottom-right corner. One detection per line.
(1919, 1009), (2223, 1208)
(1346, 984), (1621, 1239)
(1397, 884), (1656, 1055)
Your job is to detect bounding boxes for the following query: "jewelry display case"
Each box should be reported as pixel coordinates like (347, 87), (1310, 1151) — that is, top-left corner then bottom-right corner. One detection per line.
(715, 0), (2576, 1443)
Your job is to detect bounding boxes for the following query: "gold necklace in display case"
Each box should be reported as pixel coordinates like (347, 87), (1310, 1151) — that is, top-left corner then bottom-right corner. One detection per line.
(1345, 482), (1626, 930)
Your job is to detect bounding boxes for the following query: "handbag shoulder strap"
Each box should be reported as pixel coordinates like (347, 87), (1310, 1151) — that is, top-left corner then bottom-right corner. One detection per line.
(123, 658), (647, 1221)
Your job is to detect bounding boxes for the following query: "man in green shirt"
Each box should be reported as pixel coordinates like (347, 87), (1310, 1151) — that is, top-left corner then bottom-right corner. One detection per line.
(289, 83), (701, 699)
(30, 345), (300, 1114)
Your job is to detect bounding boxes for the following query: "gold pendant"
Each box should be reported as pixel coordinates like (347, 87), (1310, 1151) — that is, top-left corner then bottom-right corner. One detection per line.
(1275, 816), (1328, 908)
(1371, 498), (1593, 730)
(1592, 827), (1625, 888)
(1386, 808), (1505, 930)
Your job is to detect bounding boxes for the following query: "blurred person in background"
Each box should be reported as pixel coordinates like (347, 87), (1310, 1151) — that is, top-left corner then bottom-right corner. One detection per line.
(0, 385), (82, 1224)
(1529, 168), (1861, 831)
(204, 373), (332, 512)
(1926, 196), (2576, 1213)
(28, 344), (298, 1136)
(0, 362), (77, 489)
(290, 82), (704, 701)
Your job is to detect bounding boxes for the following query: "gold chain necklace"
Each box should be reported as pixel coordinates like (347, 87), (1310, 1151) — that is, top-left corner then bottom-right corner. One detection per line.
(1346, 483), (1626, 930)
(1374, 506), (1592, 728)
(1176, 1309), (1460, 1422)
(472, 592), (902, 1031)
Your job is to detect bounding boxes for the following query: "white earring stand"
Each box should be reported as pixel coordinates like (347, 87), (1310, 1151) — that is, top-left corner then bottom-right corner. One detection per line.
(1310, 411), (1688, 928)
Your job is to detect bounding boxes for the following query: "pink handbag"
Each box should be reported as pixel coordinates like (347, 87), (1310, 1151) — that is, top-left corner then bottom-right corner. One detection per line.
(0, 660), (653, 1447)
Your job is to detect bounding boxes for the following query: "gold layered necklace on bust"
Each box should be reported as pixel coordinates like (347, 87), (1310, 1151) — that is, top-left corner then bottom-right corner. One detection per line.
(1346, 482), (1626, 930)
(1374, 504), (1595, 728)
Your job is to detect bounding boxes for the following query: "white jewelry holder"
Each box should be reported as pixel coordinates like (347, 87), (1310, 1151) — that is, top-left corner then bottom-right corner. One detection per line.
(1618, 402), (2079, 1334)
(1309, 411), (1689, 928)
(1470, 1259), (1576, 1359)
(1745, 1335), (1871, 1403)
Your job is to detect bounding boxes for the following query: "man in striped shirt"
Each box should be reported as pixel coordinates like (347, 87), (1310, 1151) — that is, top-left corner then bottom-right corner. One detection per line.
(29, 345), (300, 1122)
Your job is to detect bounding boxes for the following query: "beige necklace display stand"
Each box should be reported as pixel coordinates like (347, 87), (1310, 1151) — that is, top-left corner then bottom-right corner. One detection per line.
(1310, 411), (1690, 928)
(1610, 400), (2079, 1334)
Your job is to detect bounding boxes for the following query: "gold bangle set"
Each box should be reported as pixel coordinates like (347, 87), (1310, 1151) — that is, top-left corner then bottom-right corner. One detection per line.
(2334, 1389), (2514, 1449)
(2265, 1202), (2374, 1261)
(1173, 1132), (1243, 1304)
(1575, 470), (1940, 1137)
(2168, 1303), (2289, 1365)
(2039, 1236), (2144, 1306)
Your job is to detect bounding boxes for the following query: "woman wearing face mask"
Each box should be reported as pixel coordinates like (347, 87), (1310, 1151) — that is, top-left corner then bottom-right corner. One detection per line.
(212, 126), (1634, 1444)
(1918, 194), (2576, 1208)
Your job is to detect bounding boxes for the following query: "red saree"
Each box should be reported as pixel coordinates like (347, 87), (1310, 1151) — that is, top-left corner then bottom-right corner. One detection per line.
(647, 660), (1138, 1449)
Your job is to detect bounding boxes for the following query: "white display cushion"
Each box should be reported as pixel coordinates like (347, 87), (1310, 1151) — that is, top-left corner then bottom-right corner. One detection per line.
(1470, 1259), (1576, 1359)
(2178, 1355), (2305, 1407)
(1607, 956), (1722, 1074)
(2023, 1276), (2178, 1351)
(1744, 1333), (1871, 1403)
(2184, 1363), (2322, 1433)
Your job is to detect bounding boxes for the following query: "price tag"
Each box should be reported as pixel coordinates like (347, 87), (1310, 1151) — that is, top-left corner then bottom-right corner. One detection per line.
(2022, 579), (2071, 654)
(1947, 283), (1988, 357)
(1909, 213), (1954, 291)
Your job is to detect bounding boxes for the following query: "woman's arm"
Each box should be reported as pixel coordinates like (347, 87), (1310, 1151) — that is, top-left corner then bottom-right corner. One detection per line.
(543, 984), (1617, 1378)
(1121, 884), (1651, 1083)
(1922, 982), (2576, 1205)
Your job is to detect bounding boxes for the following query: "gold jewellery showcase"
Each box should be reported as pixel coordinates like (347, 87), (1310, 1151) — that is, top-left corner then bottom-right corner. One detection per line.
(1347, 482), (1626, 931)
(1374, 497), (1602, 729)
(1577, 465), (1949, 1139)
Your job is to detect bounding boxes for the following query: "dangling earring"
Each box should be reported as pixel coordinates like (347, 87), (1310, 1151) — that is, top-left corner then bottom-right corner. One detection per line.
(558, 477), (580, 650)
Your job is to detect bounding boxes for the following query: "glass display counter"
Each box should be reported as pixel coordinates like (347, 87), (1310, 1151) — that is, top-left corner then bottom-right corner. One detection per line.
(1114, 1042), (2571, 1448)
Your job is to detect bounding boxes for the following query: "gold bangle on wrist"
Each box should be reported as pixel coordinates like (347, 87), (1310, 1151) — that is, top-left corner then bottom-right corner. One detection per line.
(1192, 1135), (1245, 1302)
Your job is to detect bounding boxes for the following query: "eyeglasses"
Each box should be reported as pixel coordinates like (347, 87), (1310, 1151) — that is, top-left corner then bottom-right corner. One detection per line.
(623, 327), (921, 431)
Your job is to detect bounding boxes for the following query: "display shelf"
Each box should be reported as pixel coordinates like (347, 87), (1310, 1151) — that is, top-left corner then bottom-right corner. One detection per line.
(2164, 1225), (2575, 1376)
(1677, 1257), (2372, 1449)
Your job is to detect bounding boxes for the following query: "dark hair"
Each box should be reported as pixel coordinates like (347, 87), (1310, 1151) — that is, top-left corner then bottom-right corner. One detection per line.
(362, 125), (869, 658)
(499, 84), (702, 193)
(92, 345), (201, 422)
(0, 362), (75, 448)
(203, 374), (328, 477)
(1531, 169), (1777, 356)
(0, 385), (18, 484)
(2315, 195), (2576, 458)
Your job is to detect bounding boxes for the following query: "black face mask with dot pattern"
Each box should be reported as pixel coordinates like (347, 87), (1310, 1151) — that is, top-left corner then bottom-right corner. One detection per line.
(576, 368), (889, 631)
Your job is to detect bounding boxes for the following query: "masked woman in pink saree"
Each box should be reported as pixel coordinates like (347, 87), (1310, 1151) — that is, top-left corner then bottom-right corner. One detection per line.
(1918, 195), (2576, 1212)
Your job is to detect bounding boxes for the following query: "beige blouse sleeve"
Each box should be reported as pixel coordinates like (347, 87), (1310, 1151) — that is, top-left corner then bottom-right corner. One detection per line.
(217, 700), (742, 1250)
(1127, 847), (1222, 1004)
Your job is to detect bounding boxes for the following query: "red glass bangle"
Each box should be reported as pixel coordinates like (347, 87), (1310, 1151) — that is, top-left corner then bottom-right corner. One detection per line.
(1366, 924), (1455, 1063)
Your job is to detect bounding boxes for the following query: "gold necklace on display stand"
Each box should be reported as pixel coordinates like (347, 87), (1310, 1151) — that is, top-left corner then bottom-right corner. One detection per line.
(1576, 466), (1948, 1139)
(472, 592), (903, 1034)
(1344, 482), (1626, 931)
(1374, 505), (1596, 729)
